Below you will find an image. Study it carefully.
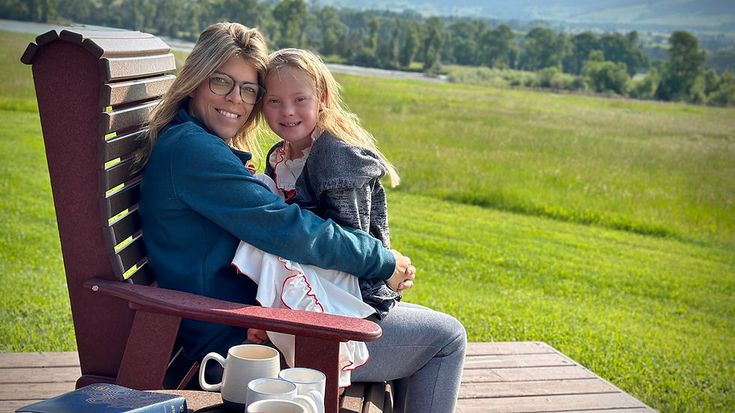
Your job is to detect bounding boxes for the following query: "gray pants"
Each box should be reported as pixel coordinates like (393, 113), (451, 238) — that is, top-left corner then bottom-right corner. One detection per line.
(351, 302), (467, 413)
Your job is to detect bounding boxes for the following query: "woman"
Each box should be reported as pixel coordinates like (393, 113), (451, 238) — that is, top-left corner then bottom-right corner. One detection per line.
(138, 22), (465, 413)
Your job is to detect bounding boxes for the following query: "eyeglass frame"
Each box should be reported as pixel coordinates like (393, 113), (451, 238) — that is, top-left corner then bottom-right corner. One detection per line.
(208, 71), (265, 105)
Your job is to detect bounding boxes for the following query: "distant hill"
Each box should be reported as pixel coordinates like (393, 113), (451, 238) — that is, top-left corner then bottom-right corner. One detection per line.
(317, 0), (735, 32)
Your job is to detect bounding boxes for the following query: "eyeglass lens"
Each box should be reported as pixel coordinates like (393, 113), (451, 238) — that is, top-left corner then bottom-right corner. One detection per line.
(209, 74), (262, 104)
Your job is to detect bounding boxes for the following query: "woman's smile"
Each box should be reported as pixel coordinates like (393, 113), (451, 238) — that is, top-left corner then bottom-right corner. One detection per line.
(216, 108), (241, 119)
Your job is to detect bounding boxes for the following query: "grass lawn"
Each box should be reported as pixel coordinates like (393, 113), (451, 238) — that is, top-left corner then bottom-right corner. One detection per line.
(1, 30), (734, 412)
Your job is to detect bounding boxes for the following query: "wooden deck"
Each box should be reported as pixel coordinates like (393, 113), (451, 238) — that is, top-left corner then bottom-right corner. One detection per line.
(0, 342), (655, 413)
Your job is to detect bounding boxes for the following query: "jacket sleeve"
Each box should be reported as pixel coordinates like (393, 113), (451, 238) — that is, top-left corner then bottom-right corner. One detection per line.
(307, 135), (387, 194)
(170, 131), (395, 281)
(321, 186), (373, 233)
(307, 136), (391, 246)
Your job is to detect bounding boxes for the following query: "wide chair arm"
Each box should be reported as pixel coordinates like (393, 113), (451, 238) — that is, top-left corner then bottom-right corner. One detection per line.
(84, 277), (381, 342)
(83, 277), (379, 413)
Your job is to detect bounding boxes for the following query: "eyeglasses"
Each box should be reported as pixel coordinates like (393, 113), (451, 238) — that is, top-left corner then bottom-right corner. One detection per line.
(208, 72), (265, 105)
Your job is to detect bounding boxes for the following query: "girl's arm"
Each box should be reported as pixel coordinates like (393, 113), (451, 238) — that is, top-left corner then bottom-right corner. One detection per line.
(307, 134), (391, 246)
(320, 185), (373, 232)
(319, 180), (390, 248)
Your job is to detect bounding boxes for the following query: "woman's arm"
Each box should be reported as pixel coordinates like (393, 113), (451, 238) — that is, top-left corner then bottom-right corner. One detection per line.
(170, 128), (395, 280)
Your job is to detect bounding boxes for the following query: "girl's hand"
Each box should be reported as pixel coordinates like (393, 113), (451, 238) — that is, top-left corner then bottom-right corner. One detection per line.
(247, 328), (269, 344)
(388, 250), (416, 292)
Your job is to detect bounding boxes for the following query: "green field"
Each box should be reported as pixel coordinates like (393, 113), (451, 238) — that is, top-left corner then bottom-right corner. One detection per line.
(1, 30), (733, 412)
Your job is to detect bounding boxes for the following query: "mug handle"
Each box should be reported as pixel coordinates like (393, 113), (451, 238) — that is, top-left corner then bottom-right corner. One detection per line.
(293, 394), (319, 413)
(198, 352), (226, 391)
(308, 389), (325, 413)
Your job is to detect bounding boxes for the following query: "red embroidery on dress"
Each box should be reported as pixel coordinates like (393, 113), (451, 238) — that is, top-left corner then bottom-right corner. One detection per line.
(271, 134), (317, 201)
(276, 257), (325, 313)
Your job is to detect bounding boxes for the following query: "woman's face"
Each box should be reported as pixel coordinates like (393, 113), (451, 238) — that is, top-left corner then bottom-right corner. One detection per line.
(189, 56), (258, 142)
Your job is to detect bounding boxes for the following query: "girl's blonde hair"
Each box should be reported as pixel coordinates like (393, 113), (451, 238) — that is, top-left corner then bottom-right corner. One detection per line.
(266, 48), (400, 187)
(136, 22), (269, 167)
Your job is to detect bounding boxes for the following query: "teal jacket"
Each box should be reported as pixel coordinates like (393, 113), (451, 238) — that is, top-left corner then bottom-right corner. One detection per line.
(139, 108), (395, 360)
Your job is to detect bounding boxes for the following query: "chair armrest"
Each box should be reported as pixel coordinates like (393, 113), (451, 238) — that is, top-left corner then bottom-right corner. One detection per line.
(84, 277), (381, 342)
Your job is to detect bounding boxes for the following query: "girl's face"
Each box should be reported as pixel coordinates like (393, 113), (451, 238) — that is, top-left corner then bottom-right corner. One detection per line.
(188, 56), (258, 142)
(262, 66), (320, 150)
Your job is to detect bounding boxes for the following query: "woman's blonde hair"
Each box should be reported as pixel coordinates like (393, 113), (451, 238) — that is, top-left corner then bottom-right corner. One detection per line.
(266, 48), (400, 187)
(136, 22), (269, 167)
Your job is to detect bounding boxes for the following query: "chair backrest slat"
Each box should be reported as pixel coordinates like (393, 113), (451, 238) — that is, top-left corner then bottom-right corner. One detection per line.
(103, 130), (147, 162)
(127, 261), (154, 285)
(55, 29), (171, 58)
(102, 55), (176, 81)
(111, 234), (153, 284)
(104, 182), (140, 219)
(108, 208), (142, 247)
(104, 158), (139, 190)
(102, 100), (159, 135)
(80, 35), (171, 58)
(102, 74), (175, 107)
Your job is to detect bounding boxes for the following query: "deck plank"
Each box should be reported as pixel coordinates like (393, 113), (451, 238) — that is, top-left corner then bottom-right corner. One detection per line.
(0, 352), (79, 368)
(456, 393), (649, 412)
(0, 382), (78, 401)
(0, 343), (656, 413)
(0, 401), (44, 413)
(465, 341), (555, 355)
(462, 365), (597, 382)
(459, 378), (616, 398)
(0, 367), (80, 384)
(463, 352), (575, 368)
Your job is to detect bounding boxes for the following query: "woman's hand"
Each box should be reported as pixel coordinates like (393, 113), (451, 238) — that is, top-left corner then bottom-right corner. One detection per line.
(387, 249), (416, 292)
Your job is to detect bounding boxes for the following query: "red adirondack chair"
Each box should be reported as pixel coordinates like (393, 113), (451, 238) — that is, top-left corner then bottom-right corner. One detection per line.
(21, 28), (387, 413)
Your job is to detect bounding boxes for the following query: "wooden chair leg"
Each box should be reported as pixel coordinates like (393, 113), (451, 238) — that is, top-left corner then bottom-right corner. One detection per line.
(294, 336), (341, 413)
(116, 310), (181, 389)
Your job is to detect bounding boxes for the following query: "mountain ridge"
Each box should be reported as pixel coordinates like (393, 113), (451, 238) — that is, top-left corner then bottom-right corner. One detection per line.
(316, 0), (735, 32)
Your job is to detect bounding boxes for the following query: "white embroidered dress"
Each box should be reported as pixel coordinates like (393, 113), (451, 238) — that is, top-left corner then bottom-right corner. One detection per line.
(231, 174), (375, 387)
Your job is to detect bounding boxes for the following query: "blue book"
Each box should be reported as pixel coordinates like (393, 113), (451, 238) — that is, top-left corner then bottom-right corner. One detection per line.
(16, 383), (187, 413)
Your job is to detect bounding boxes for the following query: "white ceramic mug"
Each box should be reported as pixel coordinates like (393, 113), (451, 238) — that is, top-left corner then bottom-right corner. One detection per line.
(247, 399), (307, 413)
(199, 344), (280, 409)
(247, 377), (318, 413)
(278, 368), (326, 413)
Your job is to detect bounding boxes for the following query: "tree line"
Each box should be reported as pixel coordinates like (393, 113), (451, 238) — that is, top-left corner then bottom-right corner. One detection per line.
(2, 0), (733, 106)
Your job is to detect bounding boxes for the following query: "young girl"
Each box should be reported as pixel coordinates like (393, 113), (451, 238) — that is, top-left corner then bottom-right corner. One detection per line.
(233, 50), (466, 412)
(231, 48), (401, 386)
(263, 48), (402, 319)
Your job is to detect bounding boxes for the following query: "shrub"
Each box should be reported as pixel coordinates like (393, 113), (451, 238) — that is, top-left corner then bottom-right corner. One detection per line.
(583, 58), (629, 95)
(628, 70), (659, 99)
(534, 67), (584, 91)
(707, 71), (735, 107)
